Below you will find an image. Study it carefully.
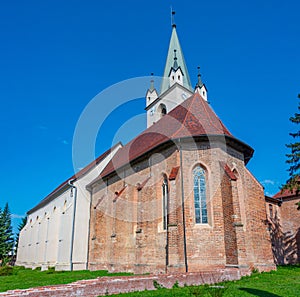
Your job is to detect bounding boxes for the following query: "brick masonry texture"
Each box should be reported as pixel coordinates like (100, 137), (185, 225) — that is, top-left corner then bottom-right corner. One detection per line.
(0, 268), (249, 297)
(267, 196), (300, 264)
(88, 139), (275, 274)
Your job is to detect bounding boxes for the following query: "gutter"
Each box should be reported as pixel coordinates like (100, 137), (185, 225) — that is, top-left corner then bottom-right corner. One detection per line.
(68, 179), (77, 271)
(265, 195), (283, 206)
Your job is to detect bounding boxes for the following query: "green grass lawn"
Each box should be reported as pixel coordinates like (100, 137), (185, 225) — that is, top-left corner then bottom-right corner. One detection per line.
(0, 266), (132, 292)
(0, 266), (299, 296)
(114, 266), (300, 297)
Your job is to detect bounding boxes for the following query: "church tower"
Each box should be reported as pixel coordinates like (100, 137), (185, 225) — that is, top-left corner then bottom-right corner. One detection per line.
(146, 20), (207, 128)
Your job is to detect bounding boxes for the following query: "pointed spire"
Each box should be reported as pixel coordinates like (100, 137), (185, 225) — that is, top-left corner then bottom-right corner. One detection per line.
(195, 66), (204, 88)
(160, 22), (192, 94)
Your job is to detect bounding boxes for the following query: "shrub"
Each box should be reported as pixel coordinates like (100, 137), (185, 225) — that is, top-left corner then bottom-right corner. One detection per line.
(0, 266), (13, 276)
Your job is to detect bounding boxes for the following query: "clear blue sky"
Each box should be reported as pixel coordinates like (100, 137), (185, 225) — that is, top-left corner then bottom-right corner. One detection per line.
(0, 0), (299, 233)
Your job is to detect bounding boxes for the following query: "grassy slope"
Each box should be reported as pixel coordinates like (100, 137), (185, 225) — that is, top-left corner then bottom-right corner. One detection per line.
(0, 266), (299, 296)
(0, 267), (131, 292)
(115, 266), (300, 297)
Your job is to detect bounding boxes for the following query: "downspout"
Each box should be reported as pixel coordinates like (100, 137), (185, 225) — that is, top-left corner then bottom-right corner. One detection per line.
(165, 180), (169, 272)
(86, 187), (93, 270)
(179, 139), (188, 272)
(68, 179), (77, 271)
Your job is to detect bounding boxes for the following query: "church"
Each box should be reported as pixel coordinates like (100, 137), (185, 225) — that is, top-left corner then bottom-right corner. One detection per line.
(16, 21), (276, 275)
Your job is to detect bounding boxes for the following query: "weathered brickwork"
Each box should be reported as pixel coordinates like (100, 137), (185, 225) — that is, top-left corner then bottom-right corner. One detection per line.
(267, 196), (300, 264)
(88, 139), (275, 274)
(242, 169), (275, 270)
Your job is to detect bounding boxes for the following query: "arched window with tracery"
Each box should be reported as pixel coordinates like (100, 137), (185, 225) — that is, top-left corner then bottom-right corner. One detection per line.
(193, 166), (208, 224)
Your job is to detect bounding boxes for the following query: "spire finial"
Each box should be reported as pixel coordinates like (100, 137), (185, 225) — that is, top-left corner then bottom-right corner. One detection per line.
(171, 8), (176, 28)
(150, 72), (155, 91)
(196, 66), (204, 88)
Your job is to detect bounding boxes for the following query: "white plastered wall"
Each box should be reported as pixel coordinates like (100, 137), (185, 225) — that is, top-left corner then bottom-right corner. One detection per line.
(16, 144), (121, 270)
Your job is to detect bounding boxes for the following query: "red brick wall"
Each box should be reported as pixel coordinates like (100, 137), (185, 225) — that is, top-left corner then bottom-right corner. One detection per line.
(242, 169), (275, 270)
(220, 173), (238, 265)
(267, 197), (300, 264)
(88, 141), (275, 274)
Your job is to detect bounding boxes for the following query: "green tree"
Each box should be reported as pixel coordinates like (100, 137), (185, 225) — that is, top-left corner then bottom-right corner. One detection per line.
(284, 94), (300, 210)
(15, 216), (27, 254)
(0, 203), (14, 265)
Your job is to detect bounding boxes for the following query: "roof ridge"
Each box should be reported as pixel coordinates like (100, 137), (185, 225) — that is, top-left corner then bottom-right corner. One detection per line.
(171, 93), (197, 139)
(27, 143), (121, 215)
(201, 94), (223, 133)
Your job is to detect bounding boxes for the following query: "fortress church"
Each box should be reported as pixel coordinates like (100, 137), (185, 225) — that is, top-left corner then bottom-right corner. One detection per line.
(16, 21), (278, 275)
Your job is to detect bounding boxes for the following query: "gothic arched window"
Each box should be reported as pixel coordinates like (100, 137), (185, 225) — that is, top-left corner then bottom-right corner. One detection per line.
(162, 176), (168, 230)
(193, 166), (208, 224)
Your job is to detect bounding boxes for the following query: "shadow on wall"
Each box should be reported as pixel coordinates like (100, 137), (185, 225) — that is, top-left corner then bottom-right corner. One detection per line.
(269, 211), (300, 265)
(239, 288), (281, 297)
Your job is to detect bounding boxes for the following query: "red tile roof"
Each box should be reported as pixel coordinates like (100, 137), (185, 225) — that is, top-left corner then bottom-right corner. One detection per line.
(27, 143), (121, 215)
(169, 166), (180, 181)
(273, 178), (300, 199)
(94, 93), (245, 183)
(273, 188), (299, 199)
(219, 161), (237, 181)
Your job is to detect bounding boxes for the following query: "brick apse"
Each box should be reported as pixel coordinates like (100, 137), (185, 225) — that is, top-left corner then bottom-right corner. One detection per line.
(87, 93), (275, 274)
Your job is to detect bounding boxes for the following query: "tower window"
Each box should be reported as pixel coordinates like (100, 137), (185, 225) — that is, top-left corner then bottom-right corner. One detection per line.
(159, 103), (167, 118)
(178, 75), (181, 80)
(172, 75), (175, 80)
(193, 166), (208, 224)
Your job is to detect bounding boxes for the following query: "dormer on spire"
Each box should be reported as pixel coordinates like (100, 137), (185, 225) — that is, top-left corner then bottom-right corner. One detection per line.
(168, 49), (184, 88)
(173, 49), (178, 70)
(160, 23), (192, 95)
(195, 66), (208, 101)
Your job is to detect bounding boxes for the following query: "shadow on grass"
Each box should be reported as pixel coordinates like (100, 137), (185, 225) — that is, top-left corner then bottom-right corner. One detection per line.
(239, 288), (281, 297)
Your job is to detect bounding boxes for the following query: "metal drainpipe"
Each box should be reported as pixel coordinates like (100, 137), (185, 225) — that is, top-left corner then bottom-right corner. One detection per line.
(179, 139), (188, 272)
(68, 179), (77, 271)
(165, 179), (169, 273)
(86, 188), (93, 270)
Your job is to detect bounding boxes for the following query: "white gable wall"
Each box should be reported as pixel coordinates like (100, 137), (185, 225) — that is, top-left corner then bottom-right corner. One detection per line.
(16, 143), (122, 270)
